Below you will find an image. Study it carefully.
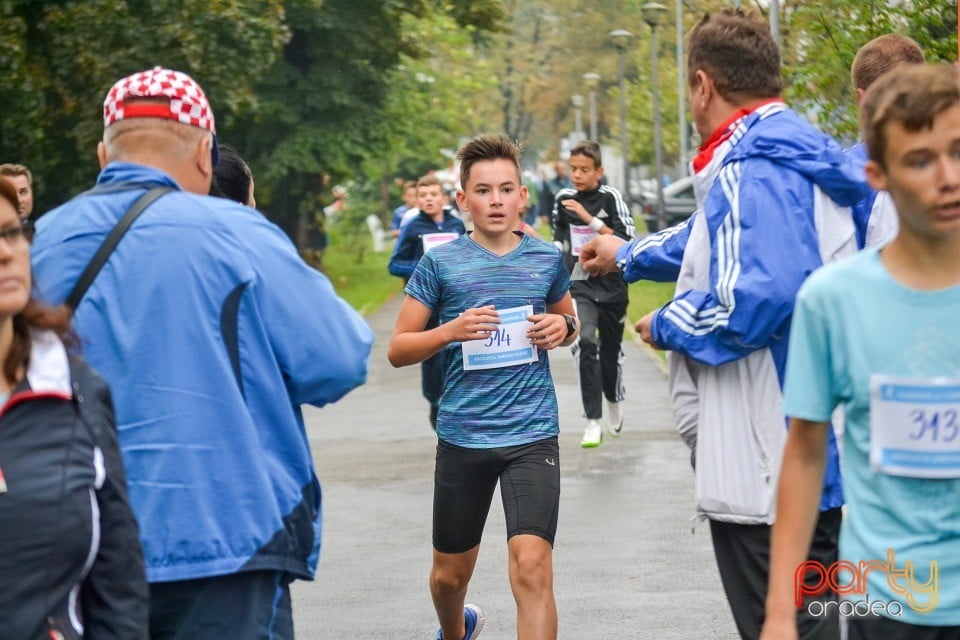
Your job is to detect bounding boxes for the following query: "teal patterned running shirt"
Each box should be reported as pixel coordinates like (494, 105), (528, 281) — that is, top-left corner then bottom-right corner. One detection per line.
(405, 232), (570, 448)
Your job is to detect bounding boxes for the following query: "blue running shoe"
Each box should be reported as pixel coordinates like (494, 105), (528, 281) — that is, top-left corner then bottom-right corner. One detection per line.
(435, 604), (484, 640)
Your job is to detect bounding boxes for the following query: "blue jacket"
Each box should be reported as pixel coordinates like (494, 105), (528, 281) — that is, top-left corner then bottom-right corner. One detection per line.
(31, 163), (374, 583)
(619, 105), (868, 522)
(388, 210), (466, 279)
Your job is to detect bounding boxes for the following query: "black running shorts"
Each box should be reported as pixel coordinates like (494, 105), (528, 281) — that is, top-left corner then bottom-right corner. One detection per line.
(433, 436), (560, 554)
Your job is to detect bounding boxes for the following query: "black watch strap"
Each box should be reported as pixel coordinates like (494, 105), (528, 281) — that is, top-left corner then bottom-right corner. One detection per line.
(562, 314), (577, 340)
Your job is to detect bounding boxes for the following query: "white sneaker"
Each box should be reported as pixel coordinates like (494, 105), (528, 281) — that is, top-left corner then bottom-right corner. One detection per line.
(607, 401), (624, 437)
(580, 419), (603, 448)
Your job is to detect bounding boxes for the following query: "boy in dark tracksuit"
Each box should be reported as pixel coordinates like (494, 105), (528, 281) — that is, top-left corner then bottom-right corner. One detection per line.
(551, 140), (635, 447)
(388, 174), (466, 428)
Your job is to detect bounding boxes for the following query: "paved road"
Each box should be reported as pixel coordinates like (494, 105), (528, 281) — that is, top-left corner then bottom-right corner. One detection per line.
(293, 292), (739, 639)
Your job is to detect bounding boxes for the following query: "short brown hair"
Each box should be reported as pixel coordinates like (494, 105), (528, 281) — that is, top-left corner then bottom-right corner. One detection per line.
(456, 135), (522, 188)
(860, 63), (960, 170)
(416, 174), (442, 189)
(570, 140), (602, 169)
(852, 34), (924, 92)
(687, 8), (781, 104)
(0, 163), (32, 185)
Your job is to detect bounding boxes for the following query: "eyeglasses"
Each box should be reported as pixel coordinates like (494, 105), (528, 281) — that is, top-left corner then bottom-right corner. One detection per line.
(0, 220), (34, 248)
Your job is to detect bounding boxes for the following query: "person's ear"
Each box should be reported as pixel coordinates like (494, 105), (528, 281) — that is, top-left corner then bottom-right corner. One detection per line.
(864, 159), (888, 192)
(97, 141), (108, 169)
(455, 189), (468, 212)
(196, 135), (213, 180)
(695, 70), (713, 109)
(855, 87), (866, 108)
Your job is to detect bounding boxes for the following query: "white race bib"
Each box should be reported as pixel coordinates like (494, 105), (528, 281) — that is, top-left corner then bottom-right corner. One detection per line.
(422, 232), (459, 253)
(570, 225), (597, 257)
(461, 305), (538, 371)
(870, 375), (960, 478)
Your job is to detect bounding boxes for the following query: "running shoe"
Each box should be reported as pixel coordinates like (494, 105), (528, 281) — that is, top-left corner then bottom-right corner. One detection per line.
(580, 419), (603, 448)
(436, 604), (485, 640)
(607, 401), (624, 437)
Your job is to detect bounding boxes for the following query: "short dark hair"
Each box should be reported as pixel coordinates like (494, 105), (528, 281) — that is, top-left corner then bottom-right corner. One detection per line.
(851, 34), (925, 92)
(210, 144), (253, 206)
(687, 8), (781, 104)
(861, 63), (960, 170)
(570, 140), (602, 168)
(456, 135), (522, 188)
(0, 163), (32, 185)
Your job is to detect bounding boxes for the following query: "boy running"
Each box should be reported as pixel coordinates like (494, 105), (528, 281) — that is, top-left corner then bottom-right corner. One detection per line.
(550, 140), (634, 447)
(761, 63), (960, 639)
(388, 134), (578, 640)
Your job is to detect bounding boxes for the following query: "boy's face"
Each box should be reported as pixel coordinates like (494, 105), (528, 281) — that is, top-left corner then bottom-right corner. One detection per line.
(418, 184), (444, 216)
(403, 186), (418, 207)
(456, 159), (527, 236)
(569, 153), (603, 192)
(866, 104), (960, 240)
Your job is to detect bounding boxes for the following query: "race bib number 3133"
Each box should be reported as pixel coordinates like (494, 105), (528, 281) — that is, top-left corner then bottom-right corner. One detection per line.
(461, 305), (538, 371)
(870, 375), (960, 478)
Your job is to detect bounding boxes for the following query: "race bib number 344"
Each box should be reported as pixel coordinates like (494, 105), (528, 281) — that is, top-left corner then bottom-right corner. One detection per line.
(461, 305), (538, 371)
(870, 375), (960, 478)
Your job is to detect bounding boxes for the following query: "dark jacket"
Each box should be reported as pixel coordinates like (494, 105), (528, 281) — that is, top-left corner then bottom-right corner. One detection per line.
(0, 330), (148, 639)
(551, 184), (635, 303)
(388, 209), (466, 279)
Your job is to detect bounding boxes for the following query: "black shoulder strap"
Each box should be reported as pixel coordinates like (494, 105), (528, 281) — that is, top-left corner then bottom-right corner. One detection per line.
(65, 186), (174, 311)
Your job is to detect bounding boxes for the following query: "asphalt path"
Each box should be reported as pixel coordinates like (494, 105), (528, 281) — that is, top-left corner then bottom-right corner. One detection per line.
(292, 291), (739, 639)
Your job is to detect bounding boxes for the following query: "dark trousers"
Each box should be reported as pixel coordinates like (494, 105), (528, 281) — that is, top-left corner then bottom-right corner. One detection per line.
(422, 310), (443, 406)
(149, 570), (294, 640)
(848, 617), (960, 640)
(571, 297), (626, 419)
(710, 508), (842, 640)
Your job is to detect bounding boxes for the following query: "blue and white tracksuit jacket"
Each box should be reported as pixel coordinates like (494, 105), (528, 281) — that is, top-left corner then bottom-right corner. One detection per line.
(31, 163), (375, 582)
(846, 141), (898, 249)
(616, 103), (869, 524)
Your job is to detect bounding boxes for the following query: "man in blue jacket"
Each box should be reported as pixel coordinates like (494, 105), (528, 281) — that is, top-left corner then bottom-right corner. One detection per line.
(581, 10), (868, 639)
(31, 67), (374, 639)
(389, 174), (466, 428)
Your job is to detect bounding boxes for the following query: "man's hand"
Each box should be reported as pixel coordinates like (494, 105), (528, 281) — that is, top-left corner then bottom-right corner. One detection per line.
(445, 306), (500, 343)
(560, 199), (592, 224)
(526, 313), (566, 351)
(636, 310), (664, 349)
(758, 612), (799, 640)
(580, 235), (626, 277)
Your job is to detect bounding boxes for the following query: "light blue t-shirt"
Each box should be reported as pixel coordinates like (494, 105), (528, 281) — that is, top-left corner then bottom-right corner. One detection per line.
(405, 233), (570, 448)
(784, 247), (960, 625)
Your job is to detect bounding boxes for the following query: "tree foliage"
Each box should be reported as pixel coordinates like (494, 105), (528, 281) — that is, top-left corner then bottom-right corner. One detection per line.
(0, 0), (955, 241)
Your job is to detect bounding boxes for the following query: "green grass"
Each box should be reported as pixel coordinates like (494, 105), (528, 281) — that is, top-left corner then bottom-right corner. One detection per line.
(315, 228), (403, 316)
(627, 280), (675, 325)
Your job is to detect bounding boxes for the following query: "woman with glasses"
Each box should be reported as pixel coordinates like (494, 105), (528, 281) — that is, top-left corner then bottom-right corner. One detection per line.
(0, 177), (148, 639)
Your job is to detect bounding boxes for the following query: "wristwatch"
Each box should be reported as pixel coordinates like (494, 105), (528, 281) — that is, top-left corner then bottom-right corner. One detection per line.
(561, 314), (577, 340)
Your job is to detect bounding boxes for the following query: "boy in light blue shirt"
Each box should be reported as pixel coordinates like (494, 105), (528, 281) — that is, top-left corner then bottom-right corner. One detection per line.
(762, 64), (960, 639)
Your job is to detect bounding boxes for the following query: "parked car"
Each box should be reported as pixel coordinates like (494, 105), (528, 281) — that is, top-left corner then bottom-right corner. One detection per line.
(637, 175), (696, 232)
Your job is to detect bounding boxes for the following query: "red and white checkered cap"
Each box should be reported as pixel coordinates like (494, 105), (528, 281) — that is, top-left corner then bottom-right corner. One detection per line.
(103, 66), (216, 134)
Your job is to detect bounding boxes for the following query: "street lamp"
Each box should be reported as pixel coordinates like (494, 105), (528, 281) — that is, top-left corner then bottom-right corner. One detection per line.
(676, 0), (688, 174)
(609, 29), (633, 195)
(642, 2), (669, 231)
(583, 72), (601, 141)
(571, 94), (586, 141)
